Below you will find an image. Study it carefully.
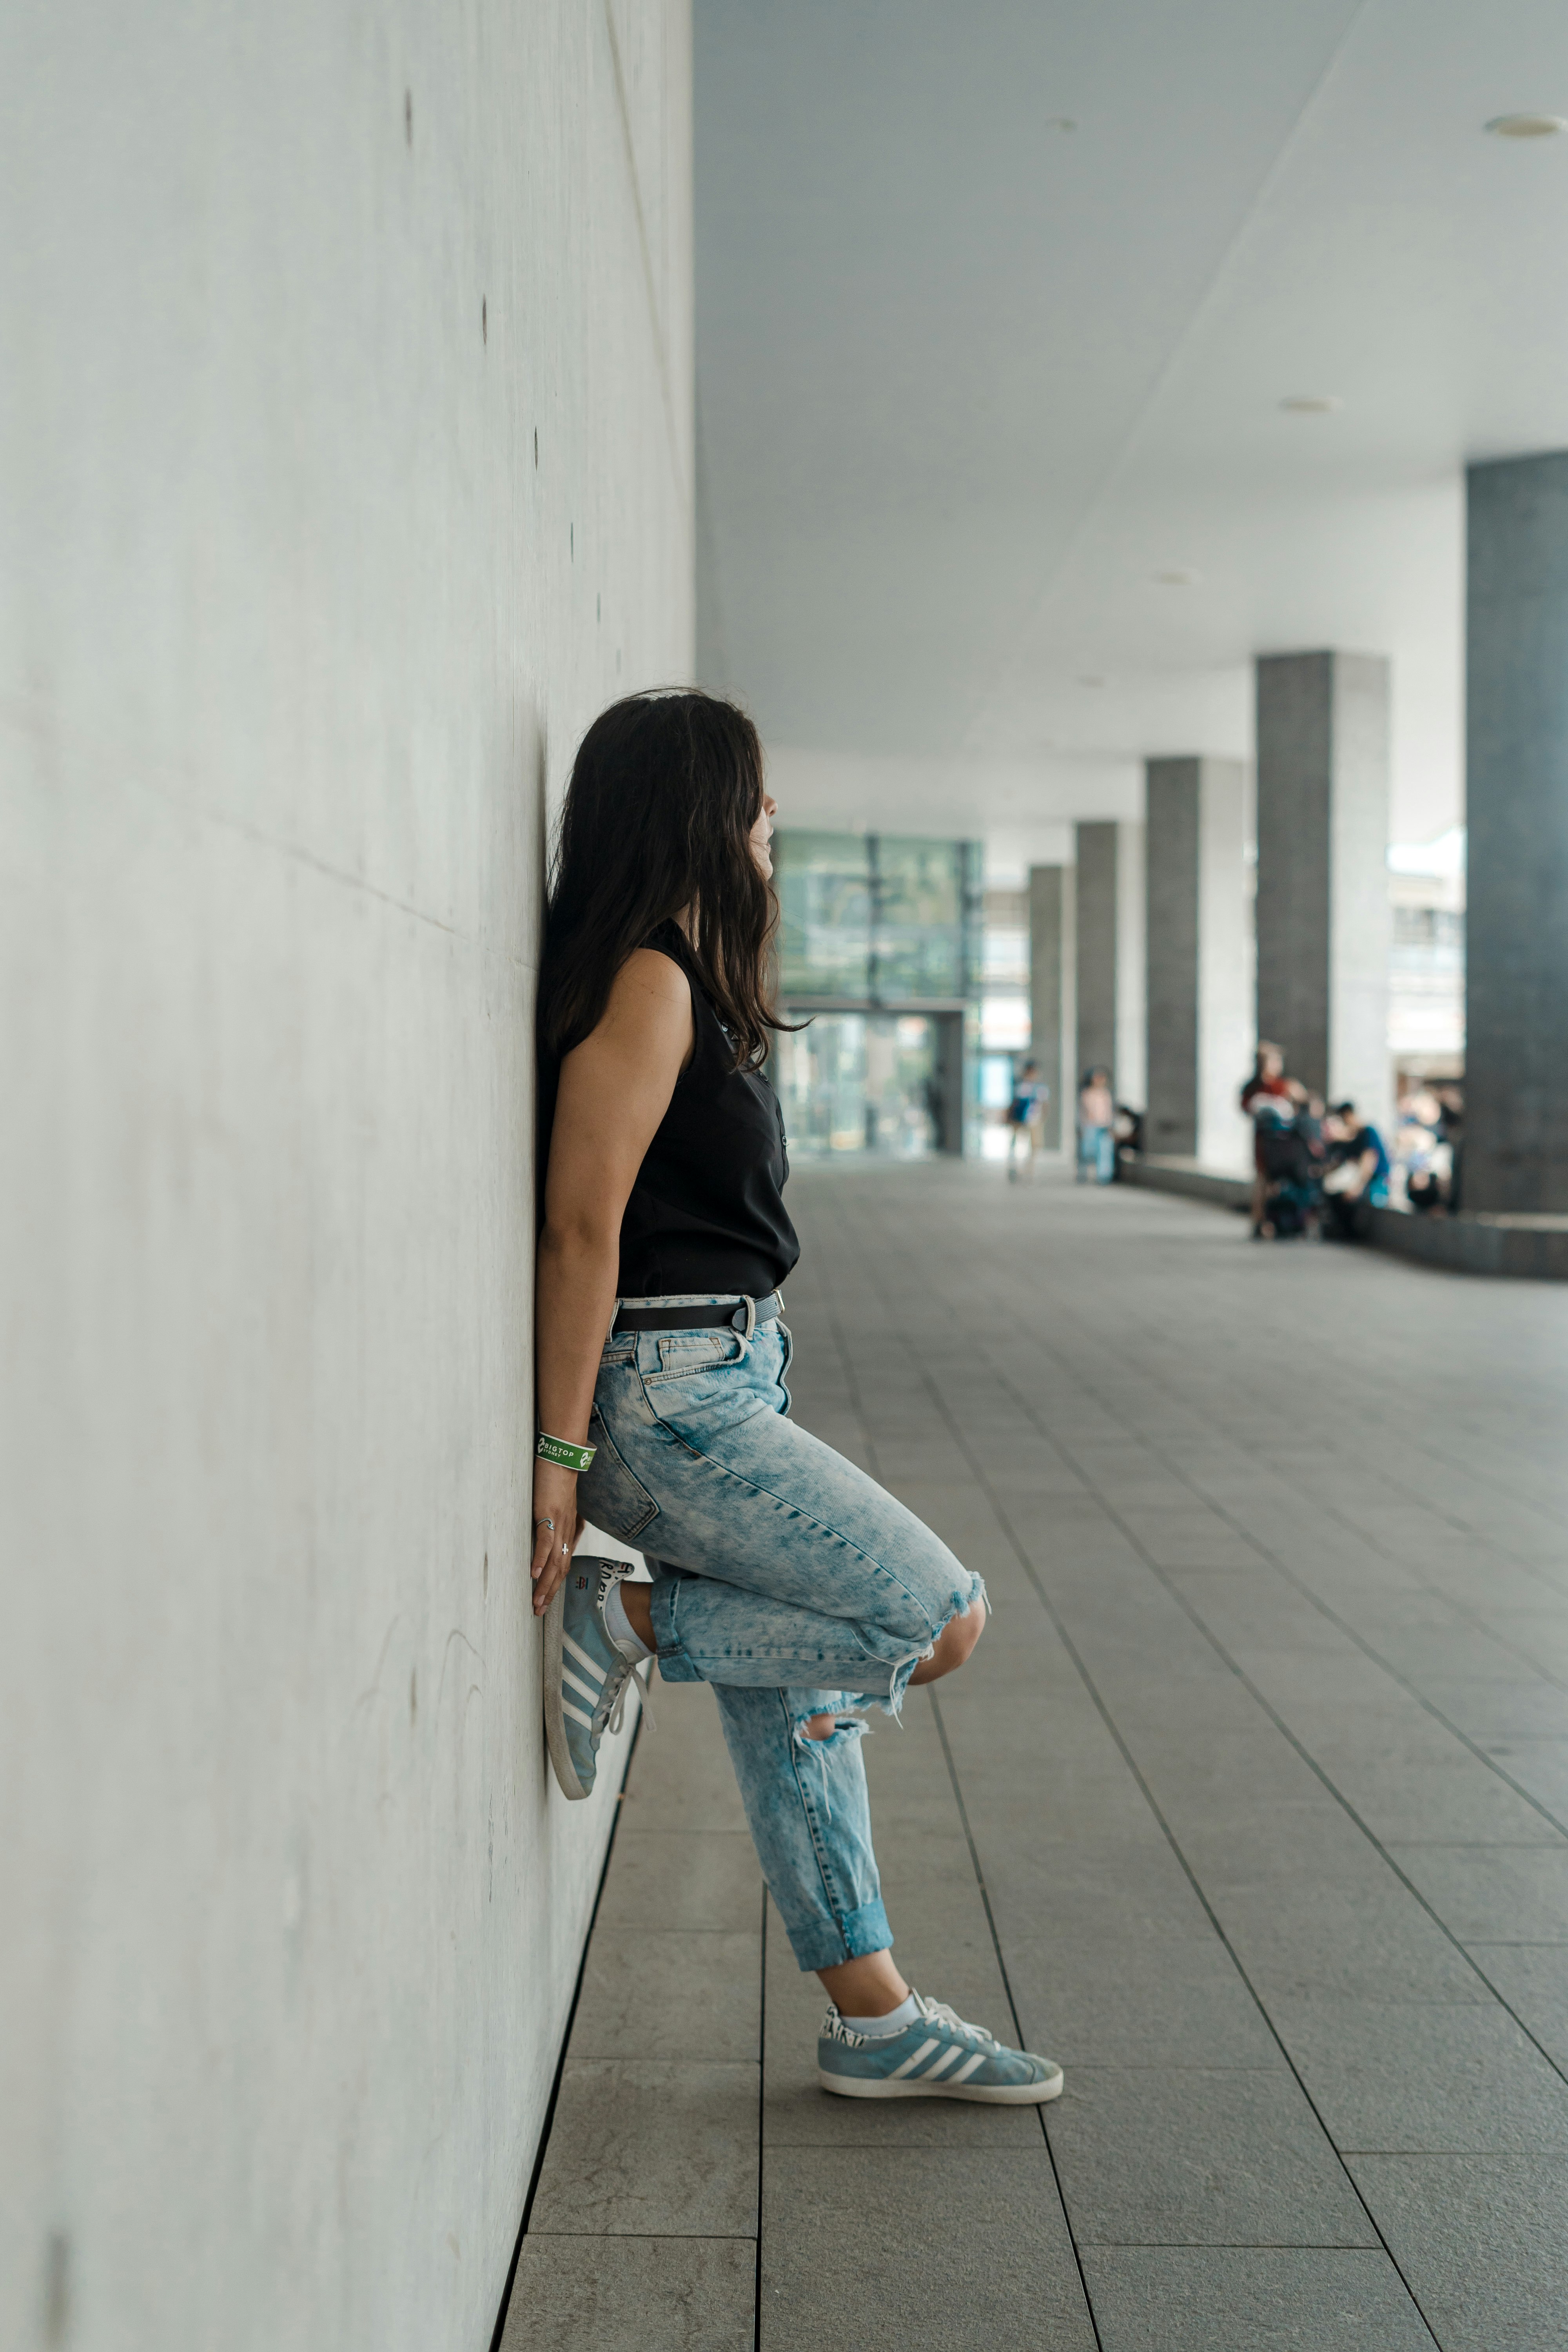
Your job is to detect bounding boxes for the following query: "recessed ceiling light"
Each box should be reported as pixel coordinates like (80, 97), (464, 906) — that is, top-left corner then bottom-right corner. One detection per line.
(1280, 394), (1343, 414)
(1485, 113), (1568, 138)
(1154, 568), (1200, 588)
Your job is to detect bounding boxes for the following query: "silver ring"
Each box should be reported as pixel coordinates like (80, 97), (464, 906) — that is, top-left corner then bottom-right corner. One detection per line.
(535, 1517), (554, 1534)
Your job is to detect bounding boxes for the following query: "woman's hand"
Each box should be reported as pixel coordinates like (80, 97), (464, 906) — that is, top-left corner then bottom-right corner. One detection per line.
(531, 1463), (588, 1615)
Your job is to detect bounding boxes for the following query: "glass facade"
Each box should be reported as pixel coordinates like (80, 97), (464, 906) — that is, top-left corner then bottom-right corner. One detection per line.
(775, 830), (982, 1003)
(773, 1014), (942, 1157)
(771, 829), (982, 1156)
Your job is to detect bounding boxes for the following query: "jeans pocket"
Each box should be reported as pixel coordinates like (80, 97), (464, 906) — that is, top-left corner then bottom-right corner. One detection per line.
(581, 1408), (660, 1541)
(644, 1330), (744, 1385)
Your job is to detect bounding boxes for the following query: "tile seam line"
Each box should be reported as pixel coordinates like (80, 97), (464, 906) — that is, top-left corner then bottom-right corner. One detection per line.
(967, 1259), (1568, 1837)
(1107, 1342), (1568, 1702)
(928, 1413), (1446, 2349)
(987, 1268), (1568, 1854)
(520, 2230), (760, 2241)
(927, 1689), (1107, 2352)
(1073, 2239), (1384, 2250)
(950, 1283), (1568, 2096)
(816, 1181), (889, 1484)
(488, 1704), (648, 2352)
(857, 1283), (1443, 2347)
(753, 1882), (766, 2352)
(1036, 1232), (1568, 1597)
(890, 1167), (1568, 1572)
(823, 1232), (1446, 2345)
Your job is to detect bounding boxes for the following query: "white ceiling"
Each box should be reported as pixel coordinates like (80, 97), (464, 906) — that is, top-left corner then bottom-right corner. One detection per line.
(695, 0), (1568, 844)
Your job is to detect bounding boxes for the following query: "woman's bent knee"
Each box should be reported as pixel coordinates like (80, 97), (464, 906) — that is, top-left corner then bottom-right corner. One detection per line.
(908, 1595), (986, 1686)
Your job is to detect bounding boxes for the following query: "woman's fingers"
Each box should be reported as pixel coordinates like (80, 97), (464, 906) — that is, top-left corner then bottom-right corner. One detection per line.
(532, 1534), (573, 1614)
(530, 1466), (583, 1602)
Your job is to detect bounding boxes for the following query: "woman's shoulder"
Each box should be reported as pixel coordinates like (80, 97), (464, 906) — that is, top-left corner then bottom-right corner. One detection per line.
(608, 944), (692, 1015)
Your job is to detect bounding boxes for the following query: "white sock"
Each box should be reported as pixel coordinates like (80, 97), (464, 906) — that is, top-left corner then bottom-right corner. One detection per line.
(601, 1577), (653, 1663)
(841, 1991), (920, 2038)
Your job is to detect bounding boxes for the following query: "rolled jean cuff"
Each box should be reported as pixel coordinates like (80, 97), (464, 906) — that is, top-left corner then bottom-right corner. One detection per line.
(779, 1894), (893, 1975)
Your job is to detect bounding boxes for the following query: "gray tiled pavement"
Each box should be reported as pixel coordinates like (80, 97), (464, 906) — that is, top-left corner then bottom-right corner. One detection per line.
(505, 1159), (1568, 2350)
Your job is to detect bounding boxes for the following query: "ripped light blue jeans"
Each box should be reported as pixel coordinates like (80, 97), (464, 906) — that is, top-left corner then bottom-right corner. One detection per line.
(578, 1296), (985, 1972)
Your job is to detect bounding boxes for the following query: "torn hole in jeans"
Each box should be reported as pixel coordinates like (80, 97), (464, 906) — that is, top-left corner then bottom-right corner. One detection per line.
(792, 1710), (868, 1823)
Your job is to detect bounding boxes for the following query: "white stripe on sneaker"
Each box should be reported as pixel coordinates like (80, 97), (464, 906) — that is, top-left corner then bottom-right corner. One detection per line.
(920, 2045), (964, 2080)
(561, 1666), (601, 1708)
(562, 1633), (606, 1685)
(561, 1700), (595, 1731)
(947, 2051), (987, 2085)
(887, 2038), (939, 2080)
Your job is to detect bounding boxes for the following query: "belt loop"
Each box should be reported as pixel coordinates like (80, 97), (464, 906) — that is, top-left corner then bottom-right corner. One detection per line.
(736, 1293), (757, 1342)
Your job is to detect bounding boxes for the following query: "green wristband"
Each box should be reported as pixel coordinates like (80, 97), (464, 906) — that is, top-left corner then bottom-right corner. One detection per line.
(537, 1432), (597, 1473)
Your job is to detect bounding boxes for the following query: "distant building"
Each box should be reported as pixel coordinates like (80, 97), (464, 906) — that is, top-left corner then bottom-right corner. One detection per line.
(1388, 828), (1465, 1085)
(770, 829), (982, 1155)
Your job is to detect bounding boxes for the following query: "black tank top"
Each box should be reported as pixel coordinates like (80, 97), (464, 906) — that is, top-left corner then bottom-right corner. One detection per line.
(614, 925), (799, 1298)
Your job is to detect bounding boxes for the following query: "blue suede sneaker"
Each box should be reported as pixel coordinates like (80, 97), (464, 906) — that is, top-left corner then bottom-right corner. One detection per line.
(818, 1991), (1063, 2103)
(544, 1557), (650, 1801)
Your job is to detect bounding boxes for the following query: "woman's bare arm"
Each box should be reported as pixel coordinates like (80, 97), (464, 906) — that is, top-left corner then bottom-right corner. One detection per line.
(530, 949), (693, 1614)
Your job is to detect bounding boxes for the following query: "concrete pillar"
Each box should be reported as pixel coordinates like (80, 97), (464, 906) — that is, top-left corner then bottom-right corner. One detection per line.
(1116, 818), (1147, 1111)
(1074, 819), (1145, 1104)
(1255, 652), (1391, 1129)
(1075, 821), (1117, 1091)
(1145, 759), (1250, 1166)
(1466, 452), (1568, 1211)
(1027, 865), (1066, 1149)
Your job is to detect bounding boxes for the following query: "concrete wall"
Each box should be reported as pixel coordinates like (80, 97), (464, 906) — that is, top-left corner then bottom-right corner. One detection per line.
(1, 7), (693, 2349)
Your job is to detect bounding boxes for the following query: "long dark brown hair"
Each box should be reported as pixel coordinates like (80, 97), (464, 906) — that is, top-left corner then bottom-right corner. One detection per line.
(540, 691), (784, 1070)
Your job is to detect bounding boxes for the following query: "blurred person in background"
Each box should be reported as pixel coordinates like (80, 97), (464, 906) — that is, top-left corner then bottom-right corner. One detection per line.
(1076, 1066), (1115, 1185)
(1394, 1087), (1452, 1214)
(1436, 1085), (1465, 1213)
(1241, 1042), (1292, 1236)
(1112, 1100), (1144, 1171)
(1298, 1090), (1327, 1164)
(1254, 1080), (1319, 1241)
(1005, 1056), (1048, 1182)
(1321, 1100), (1391, 1239)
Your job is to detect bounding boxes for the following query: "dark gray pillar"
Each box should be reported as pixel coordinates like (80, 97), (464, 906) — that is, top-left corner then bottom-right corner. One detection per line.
(1255, 651), (1390, 1127)
(1028, 864), (1065, 1148)
(1467, 452), (1568, 1212)
(1075, 821), (1118, 1090)
(1145, 759), (1249, 1163)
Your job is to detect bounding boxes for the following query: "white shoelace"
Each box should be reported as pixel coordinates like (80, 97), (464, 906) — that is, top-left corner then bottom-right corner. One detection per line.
(912, 1993), (1001, 2050)
(600, 1655), (655, 1738)
(592, 1564), (656, 1737)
